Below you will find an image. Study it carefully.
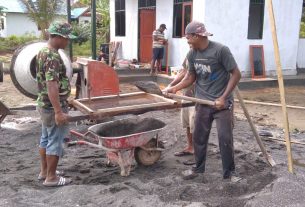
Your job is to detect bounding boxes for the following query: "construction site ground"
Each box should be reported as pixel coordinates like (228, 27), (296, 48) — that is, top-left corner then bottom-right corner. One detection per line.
(1, 74), (305, 207)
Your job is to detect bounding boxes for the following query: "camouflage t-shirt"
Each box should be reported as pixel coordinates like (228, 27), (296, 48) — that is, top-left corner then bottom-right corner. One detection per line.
(36, 47), (71, 109)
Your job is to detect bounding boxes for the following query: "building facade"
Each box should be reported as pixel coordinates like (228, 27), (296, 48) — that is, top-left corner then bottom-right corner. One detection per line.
(110, 0), (304, 77)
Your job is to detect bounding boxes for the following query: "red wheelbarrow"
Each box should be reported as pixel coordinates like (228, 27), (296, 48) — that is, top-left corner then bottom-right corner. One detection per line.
(67, 116), (166, 176)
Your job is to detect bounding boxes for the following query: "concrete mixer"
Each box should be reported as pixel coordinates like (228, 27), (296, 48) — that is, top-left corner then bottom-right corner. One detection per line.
(7, 41), (73, 99)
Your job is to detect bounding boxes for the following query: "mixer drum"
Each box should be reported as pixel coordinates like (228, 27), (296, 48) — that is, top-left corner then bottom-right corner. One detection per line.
(9, 41), (73, 99)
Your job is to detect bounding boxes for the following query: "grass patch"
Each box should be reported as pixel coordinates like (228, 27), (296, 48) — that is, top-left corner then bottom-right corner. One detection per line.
(0, 33), (39, 52)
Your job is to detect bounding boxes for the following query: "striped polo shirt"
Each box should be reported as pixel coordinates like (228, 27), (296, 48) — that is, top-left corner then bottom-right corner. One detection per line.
(152, 29), (165, 48)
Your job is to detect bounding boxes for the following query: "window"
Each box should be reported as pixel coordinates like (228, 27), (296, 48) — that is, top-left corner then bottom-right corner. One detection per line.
(173, 0), (192, 38)
(139, 0), (156, 9)
(1, 18), (4, 30)
(115, 0), (125, 36)
(248, 0), (265, 39)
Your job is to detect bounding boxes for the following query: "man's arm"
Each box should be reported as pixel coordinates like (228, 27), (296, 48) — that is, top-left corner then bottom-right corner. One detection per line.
(215, 68), (241, 109)
(163, 71), (196, 94)
(47, 81), (68, 125)
(166, 68), (187, 88)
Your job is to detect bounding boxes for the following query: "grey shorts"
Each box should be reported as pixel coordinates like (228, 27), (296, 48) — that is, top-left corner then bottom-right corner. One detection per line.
(38, 107), (69, 157)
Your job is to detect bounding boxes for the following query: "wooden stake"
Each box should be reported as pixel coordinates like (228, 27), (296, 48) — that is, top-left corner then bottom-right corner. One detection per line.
(267, 0), (293, 173)
(235, 87), (276, 167)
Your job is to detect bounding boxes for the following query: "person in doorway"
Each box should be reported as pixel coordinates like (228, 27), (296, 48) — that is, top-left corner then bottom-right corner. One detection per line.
(151, 24), (167, 75)
(165, 56), (194, 158)
(163, 21), (241, 181)
(36, 22), (76, 187)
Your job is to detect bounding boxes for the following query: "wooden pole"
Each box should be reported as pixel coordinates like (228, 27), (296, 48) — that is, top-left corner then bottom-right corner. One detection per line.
(267, 0), (293, 173)
(235, 87), (276, 166)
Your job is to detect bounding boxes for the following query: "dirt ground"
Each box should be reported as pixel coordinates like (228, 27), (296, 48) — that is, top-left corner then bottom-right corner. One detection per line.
(1, 74), (305, 207)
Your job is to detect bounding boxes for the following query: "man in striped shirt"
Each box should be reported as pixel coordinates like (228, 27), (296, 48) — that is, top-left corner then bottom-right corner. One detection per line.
(151, 24), (167, 75)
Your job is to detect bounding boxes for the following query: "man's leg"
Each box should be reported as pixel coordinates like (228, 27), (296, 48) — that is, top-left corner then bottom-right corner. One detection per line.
(156, 59), (161, 73)
(186, 127), (193, 152)
(45, 155), (59, 182)
(214, 108), (235, 179)
(39, 124), (48, 178)
(192, 105), (214, 173)
(151, 48), (157, 74)
(45, 124), (68, 183)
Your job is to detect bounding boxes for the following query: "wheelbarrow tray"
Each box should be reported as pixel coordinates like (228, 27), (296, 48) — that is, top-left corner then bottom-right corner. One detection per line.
(88, 116), (166, 149)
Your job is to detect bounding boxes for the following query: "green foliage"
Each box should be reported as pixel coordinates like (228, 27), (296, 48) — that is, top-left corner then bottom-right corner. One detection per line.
(0, 6), (7, 17)
(300, 22), (305, 38)
(0, 33), (38, 52)
(96, 0), (110, 42)
(73, 41), (91, 57)
(19, 0), (65, 39)
(71, 21), (91, 45)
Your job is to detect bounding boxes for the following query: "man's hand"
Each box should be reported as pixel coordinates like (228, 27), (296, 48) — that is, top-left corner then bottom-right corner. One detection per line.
(215, 97), (225, 110)
(162, 86), (177, 95)
(55, 112), (69, 125)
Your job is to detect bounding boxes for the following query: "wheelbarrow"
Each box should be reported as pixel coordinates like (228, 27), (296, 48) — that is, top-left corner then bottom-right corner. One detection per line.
(67, 116), (166, 176)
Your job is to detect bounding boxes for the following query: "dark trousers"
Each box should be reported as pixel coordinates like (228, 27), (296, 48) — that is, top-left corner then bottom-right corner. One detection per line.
(193, 103), (235, 178)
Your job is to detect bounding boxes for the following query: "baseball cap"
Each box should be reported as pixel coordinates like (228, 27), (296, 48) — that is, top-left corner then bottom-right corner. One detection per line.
(185, 21), (213, 37)
(47, 22), (77, 39)
(160, 24), (167, 29)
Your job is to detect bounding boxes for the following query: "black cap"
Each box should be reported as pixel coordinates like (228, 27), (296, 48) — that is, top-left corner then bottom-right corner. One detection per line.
(160, 24), (167, 29)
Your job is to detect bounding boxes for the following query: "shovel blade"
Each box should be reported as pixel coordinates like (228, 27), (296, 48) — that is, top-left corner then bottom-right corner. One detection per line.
(134, 81), (163, 96)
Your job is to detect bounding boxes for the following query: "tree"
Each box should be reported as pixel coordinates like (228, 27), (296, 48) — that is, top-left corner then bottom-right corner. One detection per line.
(96, 0), (110, 42)
(19, 0), (65, 39)
(74, 0), (110, 42)
(0, 6), (7, 16)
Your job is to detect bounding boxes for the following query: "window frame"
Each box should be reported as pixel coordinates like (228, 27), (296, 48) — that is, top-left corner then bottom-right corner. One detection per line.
(172, 0), (193, 38)
(247, 0), (265, 40)
(115, 0), (126, 37)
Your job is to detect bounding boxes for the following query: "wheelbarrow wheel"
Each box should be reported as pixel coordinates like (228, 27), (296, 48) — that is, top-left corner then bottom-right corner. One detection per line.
(134, 138), (161, 166)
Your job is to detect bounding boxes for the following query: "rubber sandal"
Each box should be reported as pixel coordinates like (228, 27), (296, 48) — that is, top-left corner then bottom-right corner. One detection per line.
(43, 176), (72, 187)
(38, 170), (65, 181)
(174, 151), (193, 157)
(182, 159), (196, 166)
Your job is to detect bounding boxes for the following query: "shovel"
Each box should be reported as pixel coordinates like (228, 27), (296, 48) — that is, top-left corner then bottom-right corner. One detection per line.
(134, 81), (215, 106)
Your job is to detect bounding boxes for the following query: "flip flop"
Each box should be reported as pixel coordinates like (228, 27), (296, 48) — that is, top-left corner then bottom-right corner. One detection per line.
(37, 170), (65, 181)
(182, 159), (196, 166)
(174, 151), (193, 157)
(43, 176), (72, 187)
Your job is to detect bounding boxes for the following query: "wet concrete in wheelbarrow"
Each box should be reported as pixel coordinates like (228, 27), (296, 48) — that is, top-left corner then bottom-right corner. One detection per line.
(91, 117), (166, 137)
(1, 109), (305, 207)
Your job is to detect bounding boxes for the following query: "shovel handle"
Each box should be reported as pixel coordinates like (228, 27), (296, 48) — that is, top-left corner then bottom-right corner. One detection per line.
(167, 93), (215, 106)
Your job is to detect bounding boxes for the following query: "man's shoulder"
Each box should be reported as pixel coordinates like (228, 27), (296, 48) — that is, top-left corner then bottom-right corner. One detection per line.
(209, 41), (227, 50)
(38, 47), (60, 60)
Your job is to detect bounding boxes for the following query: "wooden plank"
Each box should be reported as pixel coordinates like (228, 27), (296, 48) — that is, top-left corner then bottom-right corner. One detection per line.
(234, 99), (305, 110)
(77, 92), (146, 102)
(95, 102), (174, 114)
(72, 99), (95, 114)
(148, 93), (177, 104)
(267, 0), (293, 173)
(261, 136), (305, 146)
(235, 87), (276, 166)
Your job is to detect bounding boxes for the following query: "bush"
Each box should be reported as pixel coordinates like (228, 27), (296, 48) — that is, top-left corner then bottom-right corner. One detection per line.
(300, 22), (305, 38)
(0, 33), (38, 52)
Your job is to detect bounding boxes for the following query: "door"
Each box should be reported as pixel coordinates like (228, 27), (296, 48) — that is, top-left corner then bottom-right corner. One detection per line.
(139, 9), (156, 63)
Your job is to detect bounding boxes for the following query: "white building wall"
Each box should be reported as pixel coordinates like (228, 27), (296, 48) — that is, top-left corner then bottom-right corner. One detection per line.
(110, 0), (302, 76)
(297, 39), (305, 69)
(204, 0), (303, 76)
(5, 13), (40, 37)
(110, 0), (138, 60)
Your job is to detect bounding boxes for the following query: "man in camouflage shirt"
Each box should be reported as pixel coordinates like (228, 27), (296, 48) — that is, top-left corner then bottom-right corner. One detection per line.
(36, 22), (76, 187)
